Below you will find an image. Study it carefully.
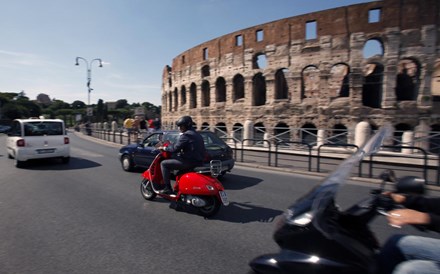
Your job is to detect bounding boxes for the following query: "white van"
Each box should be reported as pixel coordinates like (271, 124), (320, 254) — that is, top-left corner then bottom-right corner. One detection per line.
(6, 118), (70, 167)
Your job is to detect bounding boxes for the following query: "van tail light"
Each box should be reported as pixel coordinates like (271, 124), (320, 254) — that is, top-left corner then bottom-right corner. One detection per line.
(17, 139), (25, 147)
(64, 137), (70, 144)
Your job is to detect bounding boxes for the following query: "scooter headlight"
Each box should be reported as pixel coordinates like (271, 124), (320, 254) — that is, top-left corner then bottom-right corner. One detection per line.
(286, 210), (314, 226)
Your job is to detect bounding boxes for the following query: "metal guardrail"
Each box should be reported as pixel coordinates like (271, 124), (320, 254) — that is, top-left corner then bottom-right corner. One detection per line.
(240, 139), (272, 167)
(275, 141), (313, 171)
(79, 128), (440, 185)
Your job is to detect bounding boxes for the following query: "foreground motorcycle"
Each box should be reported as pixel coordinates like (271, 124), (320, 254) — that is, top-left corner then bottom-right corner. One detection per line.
(140, 141), (229, 217)
(249, 127), (426, 273)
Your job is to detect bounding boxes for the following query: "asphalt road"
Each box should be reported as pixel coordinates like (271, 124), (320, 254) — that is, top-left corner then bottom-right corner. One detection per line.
(0, 133), (438, 274)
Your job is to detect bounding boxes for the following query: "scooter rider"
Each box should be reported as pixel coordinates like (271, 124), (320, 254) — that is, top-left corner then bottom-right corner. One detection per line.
(377, 194), (440, 274)
(158, 116), (206, 195)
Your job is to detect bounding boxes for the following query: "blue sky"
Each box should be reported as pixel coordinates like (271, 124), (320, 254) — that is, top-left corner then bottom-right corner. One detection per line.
(0, 0), (373, 106)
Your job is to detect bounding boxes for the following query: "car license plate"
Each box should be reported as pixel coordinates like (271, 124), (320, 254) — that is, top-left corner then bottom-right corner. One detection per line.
(37, 149), (55, 154)
(219, 191), (229, 206)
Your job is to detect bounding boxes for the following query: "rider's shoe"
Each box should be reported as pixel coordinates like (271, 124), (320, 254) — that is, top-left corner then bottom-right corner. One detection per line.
(160, 186), (174, 195)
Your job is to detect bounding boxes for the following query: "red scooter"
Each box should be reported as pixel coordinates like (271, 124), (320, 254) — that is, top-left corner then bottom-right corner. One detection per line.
(140, 141), (229, 217)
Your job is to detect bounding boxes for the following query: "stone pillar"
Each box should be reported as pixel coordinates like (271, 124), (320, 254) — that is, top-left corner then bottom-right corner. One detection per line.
(243, 120), (254, 146)
(111, 121), (118, 132)
(317, 129), (326, 147)
(415, 120), (430, 153)
(355, 121), (371, 148)
(263, 132), (270, 148)
(402, 131), (414, 154)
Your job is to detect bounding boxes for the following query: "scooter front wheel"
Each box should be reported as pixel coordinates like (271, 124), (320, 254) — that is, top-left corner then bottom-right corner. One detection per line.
(198, 196), (221, 217)
(140, 179), (157, 200)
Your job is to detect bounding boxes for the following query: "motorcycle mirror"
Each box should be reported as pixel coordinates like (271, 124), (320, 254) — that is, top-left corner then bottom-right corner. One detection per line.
(395, 176), (426, 195)
(379, 169), (397, 183)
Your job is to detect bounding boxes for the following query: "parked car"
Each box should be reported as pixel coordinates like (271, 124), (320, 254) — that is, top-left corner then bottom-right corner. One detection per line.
(119, 130), (235, 175)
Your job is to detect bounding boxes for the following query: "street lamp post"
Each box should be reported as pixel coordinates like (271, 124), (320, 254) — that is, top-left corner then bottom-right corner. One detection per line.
(75, 57), (103, 109)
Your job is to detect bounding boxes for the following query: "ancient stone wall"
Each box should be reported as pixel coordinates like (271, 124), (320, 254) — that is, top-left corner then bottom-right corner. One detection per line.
(161, 0), (440, 146)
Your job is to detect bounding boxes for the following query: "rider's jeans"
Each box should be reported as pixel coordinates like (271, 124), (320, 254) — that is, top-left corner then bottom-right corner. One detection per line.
(378, 234), (440, 274)
(160, 158), (195, 189)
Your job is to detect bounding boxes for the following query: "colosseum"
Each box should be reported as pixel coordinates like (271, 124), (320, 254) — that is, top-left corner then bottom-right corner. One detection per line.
(161, 0), (440, 153)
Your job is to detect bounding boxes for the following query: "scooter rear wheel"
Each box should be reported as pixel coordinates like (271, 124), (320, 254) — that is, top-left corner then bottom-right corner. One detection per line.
(198, 196), (221, 217)
(140, 179), (156, 200)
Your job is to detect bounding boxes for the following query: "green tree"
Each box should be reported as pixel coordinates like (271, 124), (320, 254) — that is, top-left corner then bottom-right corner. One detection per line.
(2, 102), (29, 119)
(71, 100), (86, 109)
(97, 99), (104, 122)
(116, 99), (129, 109)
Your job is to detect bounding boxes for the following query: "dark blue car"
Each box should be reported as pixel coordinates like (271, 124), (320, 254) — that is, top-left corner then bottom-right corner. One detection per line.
(118, 130), (235, 176)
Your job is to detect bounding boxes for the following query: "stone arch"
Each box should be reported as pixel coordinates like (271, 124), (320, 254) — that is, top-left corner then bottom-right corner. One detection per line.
(201, 122), (210, 131)
(362, 62), (384, 108)
(215, 77), (226, 103)
(201, 80), (210, 107)
(201, 65), (210, 77)
(233, 74), (245, 102)
(274, 122), (290, 142)
(301, 65), (320, 99)
(329, 63), (350, 98)
(189, 83), (197, 109)
(396, 58), (420, 101)
(253, 53), (267, 69)
(173, 88), (178, 111)
(363, 38), (384, 58)
(168, 90), (172, 112)
(252, 73), (266, 106)
(254, 122), (265, 142)
(394, 123), (413, 146)
(430, 124), (440, 154)
(301, 123), (317, 145)
(214, 122), (227, 138)
(329, 124), (348, 144)
(180, 85), (186, 106)
(275, 68), (289, 100)
(233, 123), (243, 142)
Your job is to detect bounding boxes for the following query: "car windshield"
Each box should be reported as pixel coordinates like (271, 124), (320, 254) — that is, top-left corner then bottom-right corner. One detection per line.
(24, 122), (64, 136)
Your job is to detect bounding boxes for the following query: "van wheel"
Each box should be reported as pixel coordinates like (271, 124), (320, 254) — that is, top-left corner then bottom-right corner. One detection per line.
(15, 159), (25, 168)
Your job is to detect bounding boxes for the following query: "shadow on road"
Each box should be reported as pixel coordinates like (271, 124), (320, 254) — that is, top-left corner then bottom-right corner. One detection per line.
(19, 157), (102, 170)
(220, 173), (263, 190)
(213, 201), (283, 223)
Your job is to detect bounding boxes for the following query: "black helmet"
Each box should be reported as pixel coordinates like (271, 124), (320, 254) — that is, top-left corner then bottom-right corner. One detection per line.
(176, 116), (193, 128)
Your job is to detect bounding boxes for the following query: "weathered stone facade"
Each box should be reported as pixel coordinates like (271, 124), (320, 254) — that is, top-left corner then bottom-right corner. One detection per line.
(161, 0), (440, 148)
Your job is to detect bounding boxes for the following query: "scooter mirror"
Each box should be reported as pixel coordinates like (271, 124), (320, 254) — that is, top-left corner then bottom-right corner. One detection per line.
(379, 169), (397, 182)
(395, 176), (426, 195)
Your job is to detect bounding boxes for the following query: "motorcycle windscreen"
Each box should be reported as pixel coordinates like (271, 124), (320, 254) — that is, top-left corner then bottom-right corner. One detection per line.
(310, 126), (391, 238)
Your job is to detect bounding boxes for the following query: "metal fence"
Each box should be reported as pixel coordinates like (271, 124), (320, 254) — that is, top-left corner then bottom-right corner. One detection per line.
(77, 126), (440, 186)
